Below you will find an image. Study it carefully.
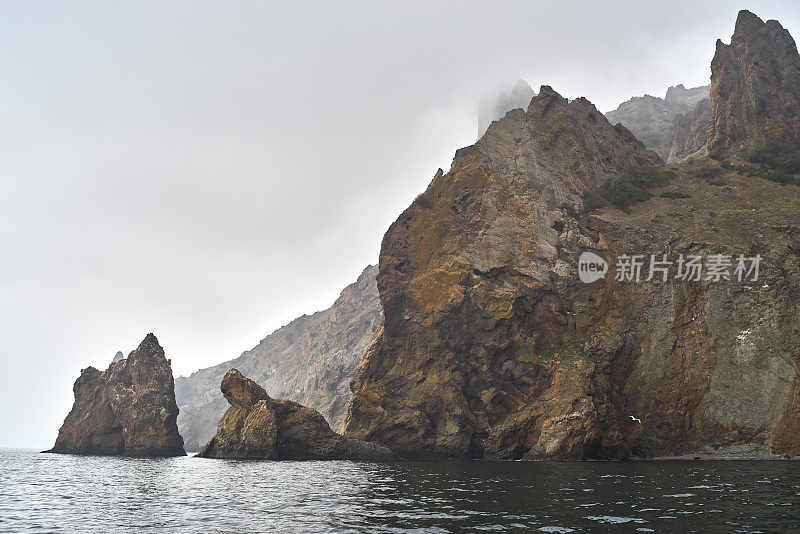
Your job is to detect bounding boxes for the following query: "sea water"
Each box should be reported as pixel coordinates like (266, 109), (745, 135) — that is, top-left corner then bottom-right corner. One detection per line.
(0, 448), (797, 532)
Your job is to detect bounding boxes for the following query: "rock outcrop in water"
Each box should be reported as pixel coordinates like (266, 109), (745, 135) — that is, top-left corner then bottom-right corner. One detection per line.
(342, 86), (662, 459)
(342, 11), (800, 460)
(48, 334), (185, 457)
(198, 369), (393, 460)
(708, 10), (800, 156)
(605, 84), (709, 160)
(175, 265), (381, 450)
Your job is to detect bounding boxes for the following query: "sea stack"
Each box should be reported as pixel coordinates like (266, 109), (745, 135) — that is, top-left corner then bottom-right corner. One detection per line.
(47, 333), (185, 457)
(198, 369), (393, 460)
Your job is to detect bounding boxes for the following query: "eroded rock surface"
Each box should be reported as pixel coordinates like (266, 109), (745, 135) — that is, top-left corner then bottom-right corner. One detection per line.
(342, 12), (800, 461)
(708, 10), (800, 155)
(48, 334), (185, 457)
(342, 86), (664, 459)
(606, 84), (709, 160)
(198, 369), (393, 460)
(668, 97), (710, 161)
(175, 265), (381, 450)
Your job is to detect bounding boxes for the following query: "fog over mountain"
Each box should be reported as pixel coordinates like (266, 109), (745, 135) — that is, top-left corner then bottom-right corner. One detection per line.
(2, 1), (799, 448)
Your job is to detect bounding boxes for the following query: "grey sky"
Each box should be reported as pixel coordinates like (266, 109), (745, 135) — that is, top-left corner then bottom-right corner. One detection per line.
(2, 1), (798, 448)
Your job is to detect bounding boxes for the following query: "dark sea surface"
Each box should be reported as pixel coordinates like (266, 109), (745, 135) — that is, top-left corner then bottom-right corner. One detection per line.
(0, 448), (798, 533)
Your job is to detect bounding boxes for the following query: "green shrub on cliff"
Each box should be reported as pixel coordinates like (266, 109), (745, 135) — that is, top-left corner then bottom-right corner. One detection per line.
(737, 143), (800, 186)
(719, 143), (800, 186)
(583, 165), (676, 212)
(743, 142), (800, 174)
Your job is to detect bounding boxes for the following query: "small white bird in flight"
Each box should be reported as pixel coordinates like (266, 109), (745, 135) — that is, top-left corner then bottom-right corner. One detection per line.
(629, 415), (642, 424)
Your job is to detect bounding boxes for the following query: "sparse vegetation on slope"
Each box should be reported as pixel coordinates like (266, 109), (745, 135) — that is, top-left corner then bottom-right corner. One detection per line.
(583, 165), (677, 212)
(714, 143), (800, 186)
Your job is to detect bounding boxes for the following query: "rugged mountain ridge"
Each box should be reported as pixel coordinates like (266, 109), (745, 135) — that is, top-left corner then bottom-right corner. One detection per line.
(668, 97), (711, 161)
(175, 265), (381, 450)
(48, 334), (185, 457)
(605, 84), (710, 160)
(477, 79), (536, 138)
(342, 11), (800, 460)
(342, 86), (663, 458)
(708, 10), (800, 155)
(197, 369), (393, 460)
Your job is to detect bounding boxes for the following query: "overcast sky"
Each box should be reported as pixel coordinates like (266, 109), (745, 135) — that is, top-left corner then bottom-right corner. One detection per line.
(2, 1), (799, 448)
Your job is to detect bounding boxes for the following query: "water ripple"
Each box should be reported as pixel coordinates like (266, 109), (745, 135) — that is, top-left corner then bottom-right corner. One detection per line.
(0, 450), (797, 533)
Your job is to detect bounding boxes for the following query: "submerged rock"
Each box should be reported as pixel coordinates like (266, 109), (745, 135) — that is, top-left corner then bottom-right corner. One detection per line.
(47, 334), (185, 457)
(198, 369), (393, 460)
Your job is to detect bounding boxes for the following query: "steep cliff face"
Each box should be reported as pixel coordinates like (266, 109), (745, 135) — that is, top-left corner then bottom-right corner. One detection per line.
(477, 79), (536, 139)
(342, 86), (664, 459)
(668, 97), (710, 161)
(48, 334), (185, 457)
(175, 265), (381, 450)
(708, 10), (800, 156)
(342, 13), (800, 459)
(606, 84), (709, 160)
(197, 369), (393, 460)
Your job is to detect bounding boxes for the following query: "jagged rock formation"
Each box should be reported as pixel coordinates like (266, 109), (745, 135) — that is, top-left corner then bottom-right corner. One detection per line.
(477, 79), (536, 138)
(668, 97), (710, 161)
(708, 10), (800, 156)
(198, 369), (393, 460)
(175, 265), (381, 451)
(342, 12), (800, 461)
(606, 84), (710, 159)
(47, 334), (185, 457)
(342, 86), (664, 459)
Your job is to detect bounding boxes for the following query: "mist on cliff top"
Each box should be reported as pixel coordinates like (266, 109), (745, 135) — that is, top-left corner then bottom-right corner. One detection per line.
(2, 0), (799, 447)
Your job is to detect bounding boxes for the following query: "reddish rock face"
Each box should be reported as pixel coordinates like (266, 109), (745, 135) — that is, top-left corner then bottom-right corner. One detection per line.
(47, 334), (185, 457)
(197, 369), (393, 460)
(341, 87), (666, 459)
(341, 15), (800, 460)
(708, 10), (800, 155)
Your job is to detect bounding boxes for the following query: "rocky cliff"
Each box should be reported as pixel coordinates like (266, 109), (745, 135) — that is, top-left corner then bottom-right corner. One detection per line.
(198, 369), (393, 460)
(342, 86), (663, 458)
(48, 334), (185, 457)
(477, 79), (536, 139)
(668, 97), (710, 161)
(708, 10), (800, 156)
(175, 265), (381, 450)
(342, 12), (800, 460)
(606, 84), (710, 160)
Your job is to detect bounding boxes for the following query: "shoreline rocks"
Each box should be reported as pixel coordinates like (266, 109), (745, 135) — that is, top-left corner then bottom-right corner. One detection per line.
(175, 265), (381, 451)
(341, 10), (800, 461)
(198, 369), (394, 460)
(46, 334), (185, 457)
